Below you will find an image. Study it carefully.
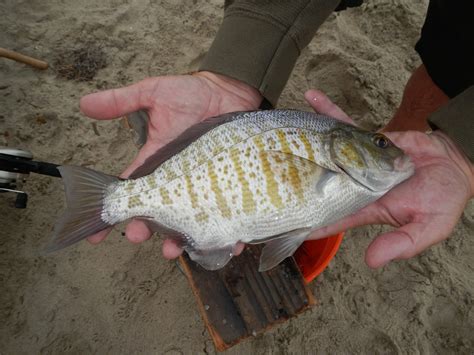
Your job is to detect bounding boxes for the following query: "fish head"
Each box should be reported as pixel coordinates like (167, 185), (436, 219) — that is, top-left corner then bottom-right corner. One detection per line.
(330, 127), (414, 192)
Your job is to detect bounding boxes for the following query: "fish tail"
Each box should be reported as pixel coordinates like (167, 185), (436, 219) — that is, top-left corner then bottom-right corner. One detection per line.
(45, 165), (119, 253)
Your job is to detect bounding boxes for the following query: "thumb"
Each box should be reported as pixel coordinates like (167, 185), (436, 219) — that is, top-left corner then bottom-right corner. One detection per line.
(364, 219), (450, 268)
(80, 79), (154, 119)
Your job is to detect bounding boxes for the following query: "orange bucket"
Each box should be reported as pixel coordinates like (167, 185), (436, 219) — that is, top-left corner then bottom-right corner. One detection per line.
(294, 233), (344, 284)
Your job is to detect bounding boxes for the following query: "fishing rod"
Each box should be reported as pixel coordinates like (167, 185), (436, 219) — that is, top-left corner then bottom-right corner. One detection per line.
(0, 111), (148, 209)
(0, 148), (60, 208)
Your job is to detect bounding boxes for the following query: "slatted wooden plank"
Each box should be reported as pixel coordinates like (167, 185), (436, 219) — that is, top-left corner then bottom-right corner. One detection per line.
(179, 244), (316, 351)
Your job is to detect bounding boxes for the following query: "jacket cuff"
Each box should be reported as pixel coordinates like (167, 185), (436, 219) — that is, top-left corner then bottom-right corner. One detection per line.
(199, 15), (302, 107)
(428, 86), (474, 162)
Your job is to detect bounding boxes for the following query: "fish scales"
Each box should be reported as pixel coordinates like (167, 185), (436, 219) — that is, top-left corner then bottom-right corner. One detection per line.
(51, 110), (414, 271)
(103, 112), (352, 247)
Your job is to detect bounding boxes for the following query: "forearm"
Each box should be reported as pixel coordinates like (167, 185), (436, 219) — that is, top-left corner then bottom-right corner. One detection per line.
(428, 86), (474, 164)
(199, 0), (342, 106)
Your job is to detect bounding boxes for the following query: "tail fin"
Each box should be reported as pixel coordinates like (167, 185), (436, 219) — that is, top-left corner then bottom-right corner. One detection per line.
(45, 165), (119, 252)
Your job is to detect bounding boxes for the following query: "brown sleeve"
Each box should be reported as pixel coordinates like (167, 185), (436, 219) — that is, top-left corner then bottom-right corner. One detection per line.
(199, 0), (342, 107)
(428, 86), (474, 162)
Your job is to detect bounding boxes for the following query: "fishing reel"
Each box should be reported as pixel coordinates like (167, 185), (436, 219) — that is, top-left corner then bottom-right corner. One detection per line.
(0, 147), (60, 208)
(0, 111), (148, 209)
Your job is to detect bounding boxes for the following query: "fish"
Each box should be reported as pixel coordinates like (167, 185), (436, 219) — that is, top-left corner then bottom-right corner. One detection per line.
(47, 109), (414, 271)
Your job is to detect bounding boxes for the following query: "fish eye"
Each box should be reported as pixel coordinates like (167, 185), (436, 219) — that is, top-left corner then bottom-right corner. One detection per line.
(372, 134), (390, 149)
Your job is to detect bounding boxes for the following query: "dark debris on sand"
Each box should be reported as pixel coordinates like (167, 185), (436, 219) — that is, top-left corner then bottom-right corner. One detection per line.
(54, 45), (107, 81)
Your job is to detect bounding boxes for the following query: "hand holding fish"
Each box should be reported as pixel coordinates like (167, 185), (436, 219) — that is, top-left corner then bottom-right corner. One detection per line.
(57, 78), (471, 272)
(53, 81), (414, 271)
(79, 72), (262, 253)
(305, 89), (474, 268)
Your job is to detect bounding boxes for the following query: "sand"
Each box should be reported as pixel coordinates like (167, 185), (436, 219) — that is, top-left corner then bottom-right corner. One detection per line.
(1, 0), (473, 353)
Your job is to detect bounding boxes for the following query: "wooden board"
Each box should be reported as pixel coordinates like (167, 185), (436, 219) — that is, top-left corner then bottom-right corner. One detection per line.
(179, 245), (316, 351)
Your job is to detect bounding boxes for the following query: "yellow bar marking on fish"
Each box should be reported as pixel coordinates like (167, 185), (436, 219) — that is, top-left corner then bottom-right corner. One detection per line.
(160, 187), (172, 205)
(194, 211), (209, 223)
(180, 159), (199, 209)
(253, 134), (265, 151)
(244, 146), (251, 158)
(275, 129), (303, 201)
(211, 134), (223, 155)
(298, 130), (315, 162)
(254, 135), (283, 209)
(146, 175), (158, 189)
(163, 166), (177, 181)
(127, 195), (143, 208)
(182, 159), (191, 173)
(185, 175), (199, 209)
(340, 142), (364, 168)
(267, 136), (276, 150)
(207, 160), (232, 219)
(288, 161), (304, 202)
(124, 181), (134, 193)
(230, 147), (256, 215)
(291, 139), (301, 150)
(277, 129), (292, 154)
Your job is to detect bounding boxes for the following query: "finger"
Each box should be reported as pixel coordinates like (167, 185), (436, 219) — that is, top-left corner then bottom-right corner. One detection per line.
(162, 239), (184, 259)
(233, 242), (245, 256)
(125, 219), (152, 243)
(87, 227), (113, 244)
(364, 229), (414, 268)
(364, 219), (451, 268)
(80, 79), (155, 119)
(304, 89), (355, 125)
(307, 204), (381, 240)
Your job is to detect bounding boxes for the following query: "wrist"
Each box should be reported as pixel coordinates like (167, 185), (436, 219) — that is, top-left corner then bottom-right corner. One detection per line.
(432, 130), (474, 196)
(194, 71), (263, 109)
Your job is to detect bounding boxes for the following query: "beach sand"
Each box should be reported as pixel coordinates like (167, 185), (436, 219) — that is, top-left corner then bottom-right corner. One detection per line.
(1, 0), (473, 353)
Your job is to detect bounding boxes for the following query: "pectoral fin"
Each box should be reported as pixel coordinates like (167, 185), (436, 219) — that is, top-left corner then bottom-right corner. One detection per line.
(263, 150), (338, 196)
(315, 170), (338, 194)
(259, 228), (312, 272)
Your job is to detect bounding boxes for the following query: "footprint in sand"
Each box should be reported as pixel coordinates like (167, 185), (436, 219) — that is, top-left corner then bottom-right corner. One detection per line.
(421, 295), (474, 352)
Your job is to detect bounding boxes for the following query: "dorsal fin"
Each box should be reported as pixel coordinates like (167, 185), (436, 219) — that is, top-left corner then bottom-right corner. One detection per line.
(128, 111), (250, 179)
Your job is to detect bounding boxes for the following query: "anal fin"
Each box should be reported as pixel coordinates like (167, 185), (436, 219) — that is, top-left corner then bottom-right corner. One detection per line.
(187, 245), (236, 271)
(259, 228), (311, 272)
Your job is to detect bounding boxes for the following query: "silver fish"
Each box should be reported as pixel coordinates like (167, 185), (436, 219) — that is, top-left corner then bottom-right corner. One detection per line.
(47, 110), (414, 271)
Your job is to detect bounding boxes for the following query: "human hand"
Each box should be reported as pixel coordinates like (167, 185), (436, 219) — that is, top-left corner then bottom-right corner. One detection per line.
(80, 72), (262, 257)
(304, 89), (474, 268)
